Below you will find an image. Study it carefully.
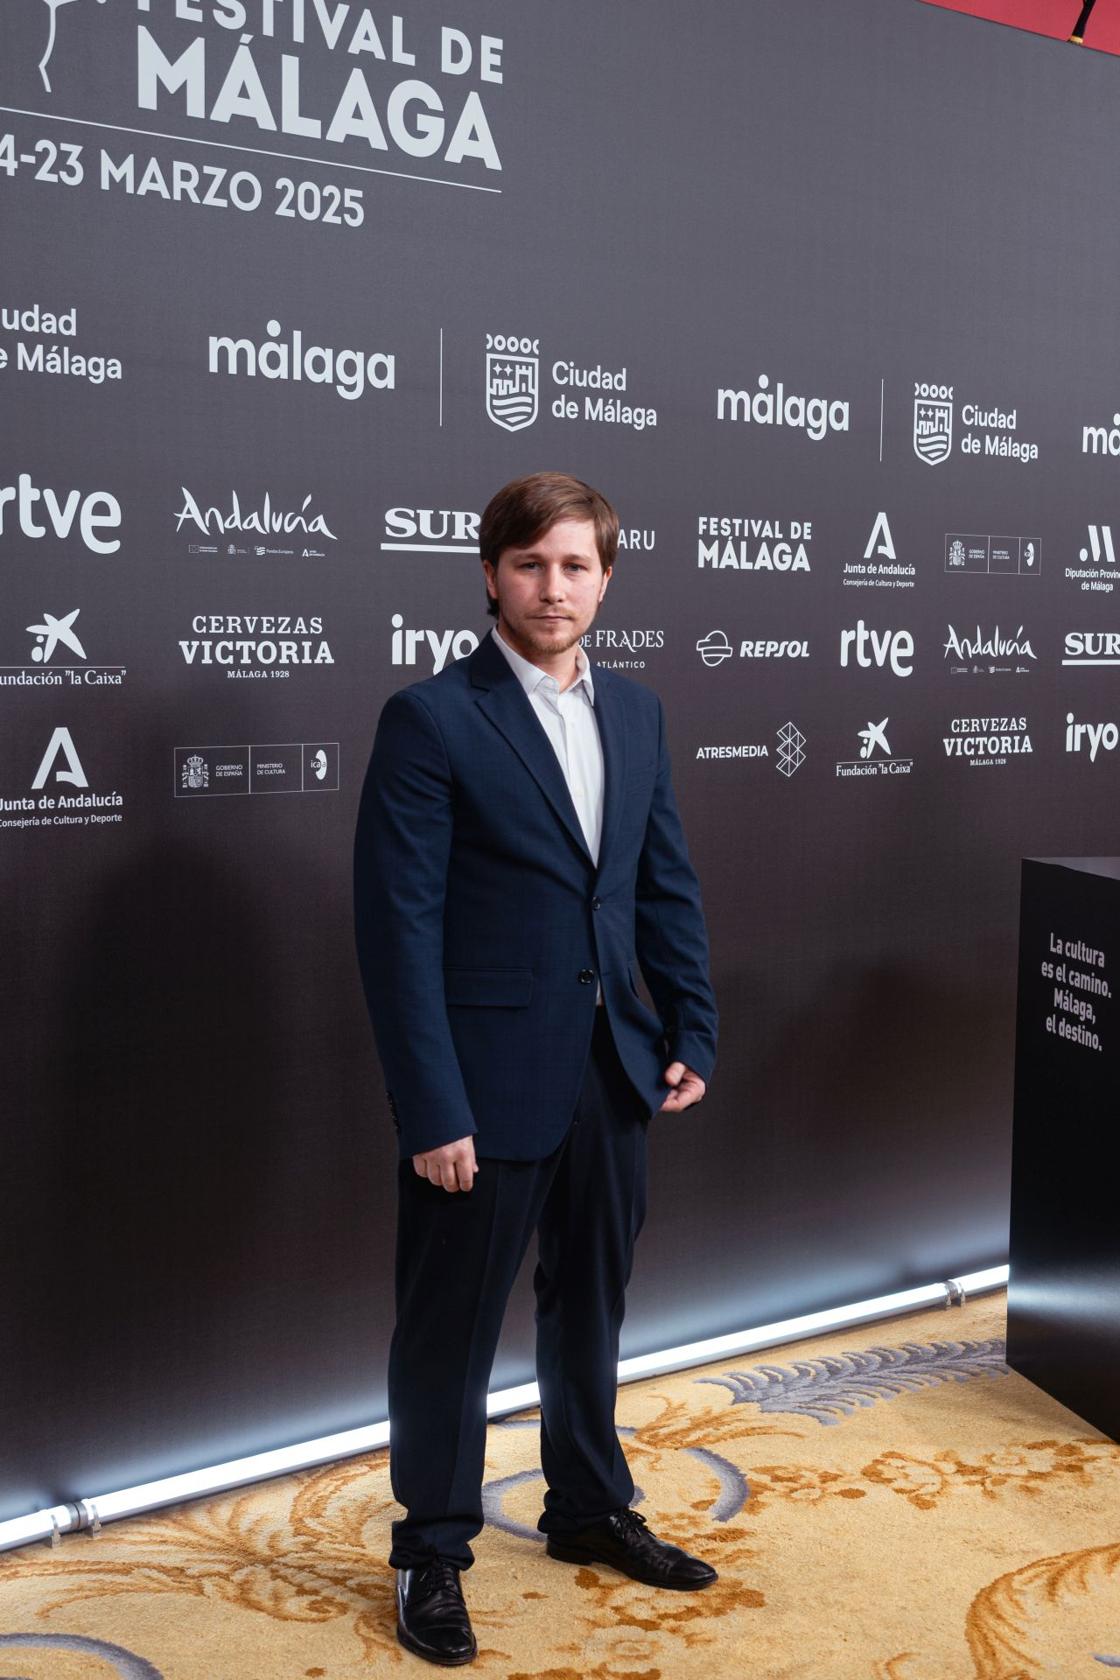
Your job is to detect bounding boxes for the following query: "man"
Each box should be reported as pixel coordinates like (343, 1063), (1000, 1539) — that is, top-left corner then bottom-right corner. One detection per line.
(354, 472), (718, 1667)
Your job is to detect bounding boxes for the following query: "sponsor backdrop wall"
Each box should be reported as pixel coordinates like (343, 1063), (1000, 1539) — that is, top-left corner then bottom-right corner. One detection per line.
(2, 0), (1116, 1518)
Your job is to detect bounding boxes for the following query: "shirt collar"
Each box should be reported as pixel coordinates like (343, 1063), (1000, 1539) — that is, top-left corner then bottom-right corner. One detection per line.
(492, 626), (596, 704)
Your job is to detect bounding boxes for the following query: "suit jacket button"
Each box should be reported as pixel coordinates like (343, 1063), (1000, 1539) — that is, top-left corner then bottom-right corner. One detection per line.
(578, 969), (595, 984)
(591, 896), (602, 911)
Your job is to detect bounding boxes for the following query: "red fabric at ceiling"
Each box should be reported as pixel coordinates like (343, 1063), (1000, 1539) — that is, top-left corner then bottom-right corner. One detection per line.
(918, 0), (1120, 53)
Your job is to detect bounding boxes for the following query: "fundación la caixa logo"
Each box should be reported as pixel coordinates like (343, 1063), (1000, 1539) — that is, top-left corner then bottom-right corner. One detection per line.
(0, 607), (127, 689)
(835, 718), (913, 780)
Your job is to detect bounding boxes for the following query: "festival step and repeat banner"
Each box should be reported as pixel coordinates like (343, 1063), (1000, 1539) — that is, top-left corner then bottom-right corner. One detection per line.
(3, 0), (1118, 1516)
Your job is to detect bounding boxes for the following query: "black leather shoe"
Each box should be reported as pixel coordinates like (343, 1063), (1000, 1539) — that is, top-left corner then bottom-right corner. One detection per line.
(545, 1508), (718, 1590)
(396, 1559), (477, 1666)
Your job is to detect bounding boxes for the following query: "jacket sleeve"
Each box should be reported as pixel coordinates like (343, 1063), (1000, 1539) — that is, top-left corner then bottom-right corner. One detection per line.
(634, 697), (718, 1084)
(353, 688), (477, 1157)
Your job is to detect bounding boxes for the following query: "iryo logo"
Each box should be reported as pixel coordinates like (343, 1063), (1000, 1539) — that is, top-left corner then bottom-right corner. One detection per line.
(390, 615), (478, 673)
(1066, 713), (1120, 762)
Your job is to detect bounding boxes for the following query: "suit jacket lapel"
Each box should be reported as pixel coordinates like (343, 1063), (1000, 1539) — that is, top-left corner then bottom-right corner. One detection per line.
(471, 634), (593, 865)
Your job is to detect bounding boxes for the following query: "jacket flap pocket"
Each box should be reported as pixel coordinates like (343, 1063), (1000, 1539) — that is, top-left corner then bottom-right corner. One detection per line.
(444, 966), (534, 1007)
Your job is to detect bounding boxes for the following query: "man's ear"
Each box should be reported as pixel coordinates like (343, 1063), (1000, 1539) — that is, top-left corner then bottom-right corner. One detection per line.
(598, 564), (613, 602)
(482, 558), (498, 602)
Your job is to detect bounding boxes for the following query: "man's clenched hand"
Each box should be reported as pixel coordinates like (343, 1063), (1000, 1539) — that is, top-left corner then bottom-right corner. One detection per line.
(412, 1135), (478, 1192)
(659, 1062), (706, 1113)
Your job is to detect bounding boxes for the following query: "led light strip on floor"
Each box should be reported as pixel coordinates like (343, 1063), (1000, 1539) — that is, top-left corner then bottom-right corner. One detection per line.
(0, 1265), (1008, 1555)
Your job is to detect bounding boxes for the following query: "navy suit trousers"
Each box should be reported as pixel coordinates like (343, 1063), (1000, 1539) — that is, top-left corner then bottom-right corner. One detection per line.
(387, 1011), (649, 1569)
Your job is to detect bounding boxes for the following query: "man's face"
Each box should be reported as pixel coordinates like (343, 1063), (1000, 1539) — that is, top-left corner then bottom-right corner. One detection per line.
(483, 518), (610, 664)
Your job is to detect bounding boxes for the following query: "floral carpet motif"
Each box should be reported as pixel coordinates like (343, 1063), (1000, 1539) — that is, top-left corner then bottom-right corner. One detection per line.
(2, 1293), (1118, 1678)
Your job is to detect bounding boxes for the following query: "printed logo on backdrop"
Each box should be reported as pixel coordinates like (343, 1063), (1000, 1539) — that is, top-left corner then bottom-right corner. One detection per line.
(391, 615), (478, 673)
(695, 721), (806, 774)
(1, 726), (124, 832)
(716, 376), (849, 443)
(697, 516), (812, 572)
(0, 608), (126, 690)
(379, 506), (653, 560)
(485, 336), (538, 432)
(0, 473), (122, 553)
(208, 321), (395, 402)
(943, 624), (1036, 677)
(174, 487), (337, 558)
(843, 512), (915, 590)
(484, 335), (656, 433)
(1063, 631), (1120, 668)
(839, 621), (914, 678)
(583, 628), (664, 672)
(1066, 715), (1120, 761)
(0, 301), (122, 387)
(913, 382), (1039, 464)
(174, 743), (339, 797)
(945, 534), (1040, 577)
(26, 6), (505, 190)
(695, 631), (808, 666)
(179, 615), (333, 677)
(836, 718), (913, 779)
(1066, 525), (1116, 594)
(943, 716), (1032, 769)
(1082, 412), (1120, 458)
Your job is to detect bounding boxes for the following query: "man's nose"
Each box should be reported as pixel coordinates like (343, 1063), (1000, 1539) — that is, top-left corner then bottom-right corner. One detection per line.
(539, 566), (567, 598)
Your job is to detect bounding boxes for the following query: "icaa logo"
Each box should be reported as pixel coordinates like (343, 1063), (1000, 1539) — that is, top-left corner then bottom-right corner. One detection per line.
(486, 335), (539, 432)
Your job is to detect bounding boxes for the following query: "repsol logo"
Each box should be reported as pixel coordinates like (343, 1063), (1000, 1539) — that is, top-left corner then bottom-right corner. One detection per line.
(739, 640), (809, 659)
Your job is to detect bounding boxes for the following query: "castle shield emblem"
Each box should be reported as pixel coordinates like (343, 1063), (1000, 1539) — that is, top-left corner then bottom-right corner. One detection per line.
(485, 335), (539, 432)
(913, 385), (954, 466)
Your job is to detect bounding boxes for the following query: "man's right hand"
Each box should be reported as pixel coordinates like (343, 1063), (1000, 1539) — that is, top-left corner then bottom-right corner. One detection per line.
(412, 1135), (478, 1193)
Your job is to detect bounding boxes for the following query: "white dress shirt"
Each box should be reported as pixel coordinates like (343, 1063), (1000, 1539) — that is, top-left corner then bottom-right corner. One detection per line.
(492, 626), (604, 864)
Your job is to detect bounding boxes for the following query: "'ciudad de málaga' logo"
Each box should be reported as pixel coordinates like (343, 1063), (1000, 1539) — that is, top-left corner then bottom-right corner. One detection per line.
(485, 335), (539, 432)
(913, 383), (953, 466)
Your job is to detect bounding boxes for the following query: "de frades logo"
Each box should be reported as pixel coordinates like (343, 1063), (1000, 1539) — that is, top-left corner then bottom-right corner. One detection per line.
(1, 725), (124, 833)
(0, 607), (126, 691)
(483, 333), (656, 433)
(582, 626), (664, 672)
(0, 473), (121, 554)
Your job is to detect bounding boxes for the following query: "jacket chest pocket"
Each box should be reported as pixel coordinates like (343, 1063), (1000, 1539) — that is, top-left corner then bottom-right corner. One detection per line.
(444, 967), (534, 1007)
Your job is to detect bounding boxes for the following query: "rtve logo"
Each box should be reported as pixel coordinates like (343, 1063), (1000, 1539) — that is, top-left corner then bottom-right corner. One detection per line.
(839, 620), (914, 677)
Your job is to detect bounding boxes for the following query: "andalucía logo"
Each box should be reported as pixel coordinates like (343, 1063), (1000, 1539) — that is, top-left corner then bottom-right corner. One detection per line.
(486, 335), (539, 432)
(174, 488), (337, 547)
(0, 726), (125, 833)
(913, 383), (953, 465)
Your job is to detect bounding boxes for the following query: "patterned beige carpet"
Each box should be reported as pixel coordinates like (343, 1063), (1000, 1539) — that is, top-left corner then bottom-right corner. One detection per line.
(2, 1292), (1119, 1679)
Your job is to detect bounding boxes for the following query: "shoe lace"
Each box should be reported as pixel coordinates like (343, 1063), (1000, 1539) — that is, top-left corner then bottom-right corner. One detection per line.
(416, 1558), (461, 1598)
(612, 1508), (649, 1538)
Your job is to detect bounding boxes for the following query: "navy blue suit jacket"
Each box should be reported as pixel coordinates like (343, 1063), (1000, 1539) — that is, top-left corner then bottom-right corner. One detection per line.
(353, 630), (717, 1160)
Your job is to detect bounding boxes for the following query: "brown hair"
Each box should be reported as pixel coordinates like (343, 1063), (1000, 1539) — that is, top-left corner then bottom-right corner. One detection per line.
(479, 472), (619, 618)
